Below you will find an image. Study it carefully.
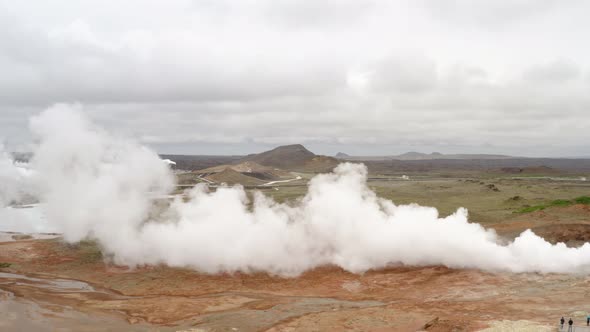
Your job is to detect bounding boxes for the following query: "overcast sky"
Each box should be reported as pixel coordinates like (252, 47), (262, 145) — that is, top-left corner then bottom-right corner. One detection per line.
(1, 0), (589, 156)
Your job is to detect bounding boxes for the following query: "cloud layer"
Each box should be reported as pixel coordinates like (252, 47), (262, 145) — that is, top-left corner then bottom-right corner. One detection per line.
(1, 1), (589, 155)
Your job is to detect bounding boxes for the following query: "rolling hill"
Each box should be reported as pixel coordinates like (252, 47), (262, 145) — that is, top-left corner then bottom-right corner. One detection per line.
(205, 168), (266, 186)
(240, 144), (338, 171)
(195, 161), (291, 180)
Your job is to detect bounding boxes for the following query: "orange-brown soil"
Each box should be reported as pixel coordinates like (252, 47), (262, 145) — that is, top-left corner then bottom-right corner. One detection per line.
(0, 240), (585, 331)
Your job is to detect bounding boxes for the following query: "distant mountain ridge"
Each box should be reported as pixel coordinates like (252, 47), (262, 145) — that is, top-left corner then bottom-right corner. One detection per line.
(335, 152), (350, 158)
(337, 151), (516, 161)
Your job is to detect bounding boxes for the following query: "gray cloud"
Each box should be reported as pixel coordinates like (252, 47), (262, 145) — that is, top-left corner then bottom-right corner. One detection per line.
(523, 59), (581, 83)
(0, 0), (589, 156)
(421, 0), (579, 26)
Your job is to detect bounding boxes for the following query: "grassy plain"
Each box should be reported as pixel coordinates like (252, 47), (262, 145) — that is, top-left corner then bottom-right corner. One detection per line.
(260, 170), (590, 226)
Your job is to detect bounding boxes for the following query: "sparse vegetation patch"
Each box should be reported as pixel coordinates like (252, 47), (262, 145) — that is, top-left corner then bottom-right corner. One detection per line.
(516, 196), (590, 213)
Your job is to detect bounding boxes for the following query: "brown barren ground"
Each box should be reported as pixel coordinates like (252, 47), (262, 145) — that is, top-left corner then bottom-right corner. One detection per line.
(1, 223), (588, 332)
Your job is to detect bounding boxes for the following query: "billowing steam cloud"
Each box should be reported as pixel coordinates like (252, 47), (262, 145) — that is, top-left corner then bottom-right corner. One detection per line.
(7, 104), (590, 275)
(0, 146), (20, 205)
(30, 104), (175, 242)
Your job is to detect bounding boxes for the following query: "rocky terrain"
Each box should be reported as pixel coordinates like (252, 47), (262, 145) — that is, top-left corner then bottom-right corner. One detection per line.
(0, 234), (584, 332)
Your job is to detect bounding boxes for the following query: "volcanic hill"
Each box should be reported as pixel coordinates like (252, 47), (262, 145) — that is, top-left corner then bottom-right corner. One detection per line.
(240, 144), (338, 171)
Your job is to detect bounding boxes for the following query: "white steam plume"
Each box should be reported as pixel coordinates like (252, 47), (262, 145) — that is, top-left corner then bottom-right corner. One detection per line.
(29, 104), (174, 242)
(21, 104), (590, 275)
(0, 145), (27, 206)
